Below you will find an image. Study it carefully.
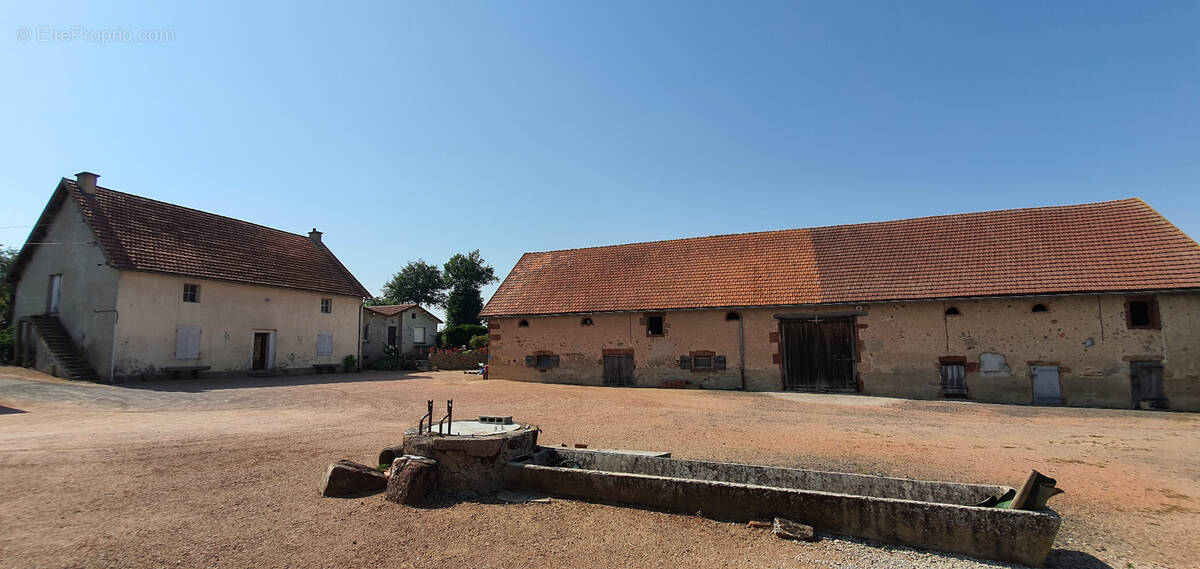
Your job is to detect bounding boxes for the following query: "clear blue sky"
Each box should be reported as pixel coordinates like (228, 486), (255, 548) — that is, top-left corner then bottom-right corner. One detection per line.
(3, 1), (1198, 322)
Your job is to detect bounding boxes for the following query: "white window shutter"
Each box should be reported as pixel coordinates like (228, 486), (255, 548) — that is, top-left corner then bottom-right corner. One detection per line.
(317, 330), (333, 357)
(175, 326), (201, 359)
(413, 327), (425, 344)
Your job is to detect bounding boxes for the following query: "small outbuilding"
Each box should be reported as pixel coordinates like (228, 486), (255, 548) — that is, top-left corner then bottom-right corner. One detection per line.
(360, 304), (442, 363)
(480, 199), (1200, 411)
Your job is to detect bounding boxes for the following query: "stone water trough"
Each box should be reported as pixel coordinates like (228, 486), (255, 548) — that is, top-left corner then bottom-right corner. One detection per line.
(323, 407), (1061, 567)
(504, 448), (1062, 567)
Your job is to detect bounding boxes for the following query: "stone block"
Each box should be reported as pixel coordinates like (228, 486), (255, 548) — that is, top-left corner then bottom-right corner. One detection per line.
(320, 460), (387, 497)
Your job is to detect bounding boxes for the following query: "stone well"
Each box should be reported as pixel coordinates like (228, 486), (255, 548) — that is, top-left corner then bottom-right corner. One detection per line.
(379, 419), (539, 495)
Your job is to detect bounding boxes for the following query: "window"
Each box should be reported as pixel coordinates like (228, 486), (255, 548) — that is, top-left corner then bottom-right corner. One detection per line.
(183, 284), (200, 303)
(646, 314), (664, 336)
(692, 355), (714, 370)
(1031, 303), (1048, 313)
(414, 326), (427, 344)
(581, 317), (593, 326)
(725, 312), (740, 321)
(526, 353), (560, 368)
(362, 324), (370, 342)
(320, 298), (332, 313)
(411, 313), (416, 319)
(1126, 297), (1160, 329)
(175, 325), (201, 359)
(317, 330), (333, 356)
(679, 352), (725, 371)
(944, 307), (960, 316)
(518, 319), (529, 327)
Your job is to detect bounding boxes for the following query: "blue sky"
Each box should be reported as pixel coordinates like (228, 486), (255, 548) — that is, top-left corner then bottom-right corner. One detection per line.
(3, 2), (1198, 321)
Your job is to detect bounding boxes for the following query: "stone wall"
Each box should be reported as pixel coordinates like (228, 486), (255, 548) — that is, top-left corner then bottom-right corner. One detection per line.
(430, 351), (487, 370)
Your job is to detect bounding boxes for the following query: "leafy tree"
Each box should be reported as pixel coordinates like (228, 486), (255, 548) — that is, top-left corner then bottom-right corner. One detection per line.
(380, 260), (447, 306)
(442, 250), (496, 326)
(440, 324), (488, 349)
(0, 245), (18, 361)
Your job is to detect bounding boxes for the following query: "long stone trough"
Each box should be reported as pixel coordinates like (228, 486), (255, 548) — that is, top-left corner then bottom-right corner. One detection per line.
(505, 448), (1061, 567)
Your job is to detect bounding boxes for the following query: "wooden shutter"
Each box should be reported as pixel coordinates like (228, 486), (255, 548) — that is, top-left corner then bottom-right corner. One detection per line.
(175, 325), (201, 359)
(550, 355), (560, 368)
(525, 355), (536, 367)
(678, 356), (691, 369)
(714, 355), (726, 370)
(317, 331), (333, 357)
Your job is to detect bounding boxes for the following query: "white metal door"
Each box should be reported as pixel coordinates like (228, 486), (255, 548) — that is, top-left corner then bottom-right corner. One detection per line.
(48, 275), (62, 314)
(1031, 365), (1062, 405)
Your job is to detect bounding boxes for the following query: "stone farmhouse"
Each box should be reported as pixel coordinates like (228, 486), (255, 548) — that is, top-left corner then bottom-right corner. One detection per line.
(480, 199), (1200, 411)
(360, 304), (442, 364)
(9, 173), (370, 381)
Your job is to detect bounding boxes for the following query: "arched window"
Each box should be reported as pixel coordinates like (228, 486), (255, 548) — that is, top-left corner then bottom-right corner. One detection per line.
(1031, 304), (1048, 313)
(725, 312), (740, 321)
(518, 319), (529, 327)
(580, 317), (593, 326)
(944, 307), (960, 316)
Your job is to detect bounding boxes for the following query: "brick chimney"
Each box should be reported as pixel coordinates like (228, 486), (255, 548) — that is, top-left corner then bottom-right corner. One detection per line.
(76, 171), (99, 195)
(308, 228), (323, 245)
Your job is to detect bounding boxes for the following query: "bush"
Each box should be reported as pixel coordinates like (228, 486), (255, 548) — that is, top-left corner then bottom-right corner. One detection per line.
(0, 325), (12, 363)
(468, 334), (488, 349)
(366, 356), (418, 371)
(440, 324), (487, 349)
(343, 354), (357, 371)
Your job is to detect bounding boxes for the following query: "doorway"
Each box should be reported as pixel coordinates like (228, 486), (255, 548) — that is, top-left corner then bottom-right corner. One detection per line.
(251, 331), (275, 371)
(603, 354), (634, 386)
(47, 274), (62, 314)
(1130, 362), (1167, 410)
(387, 326), (398, 347)
(1031, 365), (1062, 405)
(780, 318), (857, 390)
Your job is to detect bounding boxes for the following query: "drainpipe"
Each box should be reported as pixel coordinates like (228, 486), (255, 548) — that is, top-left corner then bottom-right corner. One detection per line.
(93, 308), (118, 382)
(738, 316), (746, 390)
(352, 297), (362, 374)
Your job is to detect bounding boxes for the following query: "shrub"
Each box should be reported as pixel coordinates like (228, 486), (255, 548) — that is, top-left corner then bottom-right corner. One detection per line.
(366, 356), (418, 371)
(343, 354), (357, 371)
(469, 334), (488, 349)
(440, 324), (487, 349)
(0, 325), (12, 363)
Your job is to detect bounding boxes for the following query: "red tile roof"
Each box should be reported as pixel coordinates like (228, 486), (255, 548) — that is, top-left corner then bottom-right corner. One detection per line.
(13, 178), (369, 298)
(480, 199), (1200, 317)
(364, 304), (443, 322)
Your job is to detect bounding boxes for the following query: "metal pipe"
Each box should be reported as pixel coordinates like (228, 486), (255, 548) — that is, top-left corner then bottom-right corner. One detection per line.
(93, 308), (118, 382)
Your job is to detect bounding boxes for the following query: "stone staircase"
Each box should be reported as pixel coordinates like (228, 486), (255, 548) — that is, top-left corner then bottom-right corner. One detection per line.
(27, 315), (99, 381)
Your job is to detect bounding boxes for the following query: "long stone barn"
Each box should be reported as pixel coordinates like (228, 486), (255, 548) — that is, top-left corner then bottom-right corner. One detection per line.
(479, 199), (1200, 411)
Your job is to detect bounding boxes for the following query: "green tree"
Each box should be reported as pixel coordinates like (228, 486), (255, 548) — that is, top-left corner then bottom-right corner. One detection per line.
(0, 245), (18, 362)
(442, 250), (497, 327)
(380, 260), (447, 306)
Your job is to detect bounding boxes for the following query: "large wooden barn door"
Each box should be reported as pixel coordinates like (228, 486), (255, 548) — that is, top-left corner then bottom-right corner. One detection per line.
(781, 318), (857, 391)
(603, 354), (634, 386)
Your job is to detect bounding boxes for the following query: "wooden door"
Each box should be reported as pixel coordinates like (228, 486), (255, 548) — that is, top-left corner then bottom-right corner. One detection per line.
(387, 326), (398, 347)
(603, 354), (634, 386)
(1031, 366), (1062, 405)
(781, 318), (857, 390)
(1130, 362), (1167, 409)
(941, 364), (967, 397)
(252, 332), (270, 370)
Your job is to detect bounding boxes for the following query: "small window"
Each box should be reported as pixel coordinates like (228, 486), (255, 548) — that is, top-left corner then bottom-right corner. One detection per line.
(320, 298), (332, 313)
(518, 319), (529, 327)
(1126, 297), (1160, 329)
(317, 330), (333, 356)
(725, 312), (740, 321)
(944, 307), (960, 316)
(362, 324), (370, 342)
(411, 312), (416, 319)
(536, 354), (554, 367)
(692, 355), (714, 369)
(183, 284), (200, 303)
(1031, 303), (1048, 313)
(581, 317), (593, 326)
(646, 315), (664, 336)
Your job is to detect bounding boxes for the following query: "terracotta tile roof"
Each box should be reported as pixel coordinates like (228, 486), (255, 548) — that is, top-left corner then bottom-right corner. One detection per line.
(14, 178), (370, 298)
(364, 304), (443, 322)
(480, 199), (1200, 317)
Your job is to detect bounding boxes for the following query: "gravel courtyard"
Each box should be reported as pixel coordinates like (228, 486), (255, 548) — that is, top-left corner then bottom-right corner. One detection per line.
(0, 367), (1195, 569)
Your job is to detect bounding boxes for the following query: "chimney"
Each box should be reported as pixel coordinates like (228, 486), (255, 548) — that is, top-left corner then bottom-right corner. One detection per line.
(76, 172), (99, 195)
(308, 228), (323, 245)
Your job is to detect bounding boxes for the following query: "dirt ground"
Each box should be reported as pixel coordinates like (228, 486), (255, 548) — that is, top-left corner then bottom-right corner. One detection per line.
(0, 367), (1195, 569)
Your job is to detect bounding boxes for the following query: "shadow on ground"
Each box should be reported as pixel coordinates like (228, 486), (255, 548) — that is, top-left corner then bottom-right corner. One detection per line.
(1045, 549), (1113, 568)
(0, 405), (27, 414)
(117, 370), (435, 393)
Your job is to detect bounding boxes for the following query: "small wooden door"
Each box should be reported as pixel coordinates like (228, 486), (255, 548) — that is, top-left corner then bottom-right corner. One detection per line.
(1130, 362), (1167, 410)
(47, 274), (62, 314)
(781, 318), (857, 390)
(1031, 366), (1062, 405)
(941, 364), (967, 397)
(252, 332), (271, 370)
(603, 354), (634, 386)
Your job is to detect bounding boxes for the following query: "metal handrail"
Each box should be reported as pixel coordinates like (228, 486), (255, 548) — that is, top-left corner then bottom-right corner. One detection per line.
(418, 400), (433, 434)
(436, 399), (453, 435)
